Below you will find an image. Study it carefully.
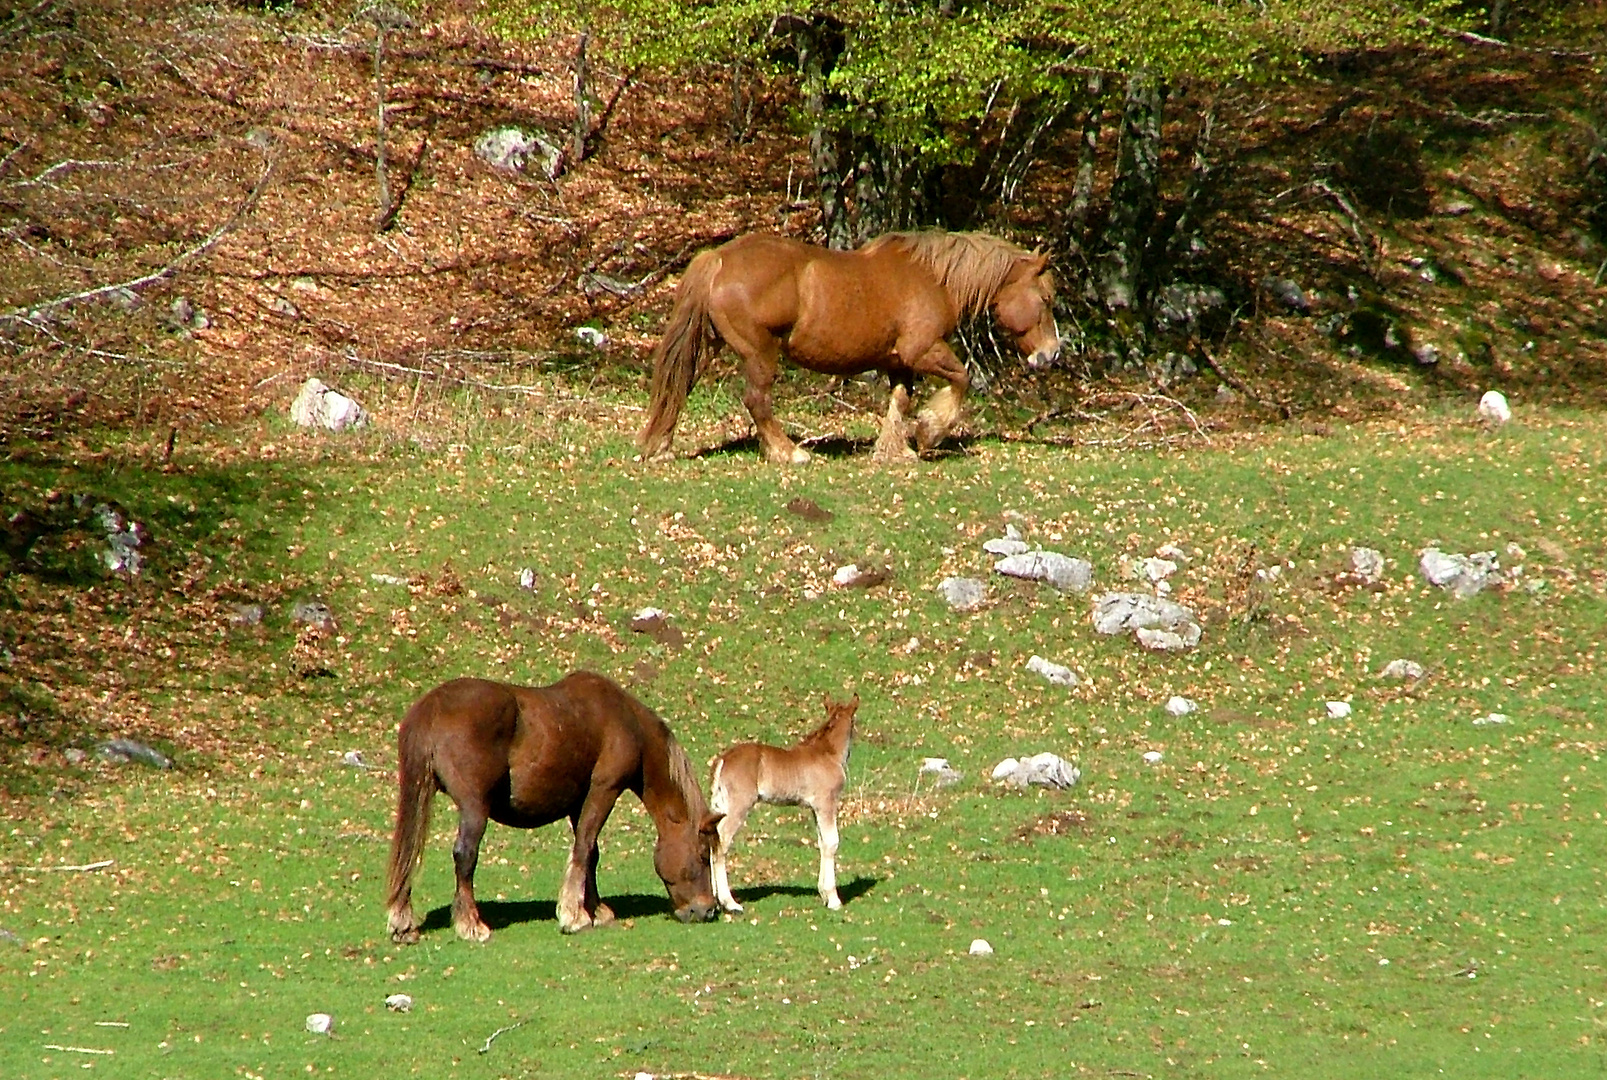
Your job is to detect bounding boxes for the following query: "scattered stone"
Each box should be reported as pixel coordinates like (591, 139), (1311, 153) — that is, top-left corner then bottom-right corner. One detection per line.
(1155, 543), (1189, 565)
(385, 994), (413, 1013)
(473, 126), (562, 177)
(919, 758), (964, 787)
(983, 523), (1029, 556)
(1442, 199), (1476, 216)
(833, 564), (890, 589)
(1413, 342), (1440, 366)
(370, 574), (408, 587)
(1143, 750), (1164, 765)
(993, 551), (1093, 592)
(1025, 655), (1079, 688)
(342, 750), (370, 769)
(1349, 547), (1385, 584)
(290, 378), (369, 431)
(1155, 283), (1226, 328)
(991, 752), (1080, 789)
(1326, 701), (1352, 719)
(1165, 696), (1198, 717)
(1477, 390), (1511, 425)
(518, 567), (536, 590)
(0, 927), (22, 946)
(94, 502), (146, 575)
(305, 1013), (334, 1035)
(969, 939), (994, 957)
(166, 296), (210, 334)
(64, 747), (87, 765)
(574, 326), (606, 348)
(937, 577), (986, 611)
(1215, 384), (1238, 404)
(291, 600), (337, 632)
(1141, 557), (1177, 583)
(785, 497), (834, 523)
(1420, 548), (1503, 599)
(96, 738), (172, 769)
(1261, 276), (1310, 311)
(629, 609), (684, 649)
(1379, 658), (1426, 680)
(1472, 713), (1510, 727)
(1092, 593), (1202, 651)
(265, 294), (301, 318)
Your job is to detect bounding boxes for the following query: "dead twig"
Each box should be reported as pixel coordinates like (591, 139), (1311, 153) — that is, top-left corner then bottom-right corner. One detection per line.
(2, 156), (275, 321)
(10, 859), (115, 873)
(475, 1020), (525, 1054)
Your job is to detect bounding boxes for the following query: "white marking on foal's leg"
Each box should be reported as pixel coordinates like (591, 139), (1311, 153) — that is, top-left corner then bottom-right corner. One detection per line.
(815, 811), (842, 910)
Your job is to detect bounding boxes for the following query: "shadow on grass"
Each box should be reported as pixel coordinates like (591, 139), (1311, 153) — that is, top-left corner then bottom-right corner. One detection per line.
(725, 874), (878, 910)
(693, 433), (876, 461)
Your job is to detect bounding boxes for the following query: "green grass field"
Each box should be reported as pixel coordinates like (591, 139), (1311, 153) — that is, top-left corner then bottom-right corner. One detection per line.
(2, 391), (1604, 1079)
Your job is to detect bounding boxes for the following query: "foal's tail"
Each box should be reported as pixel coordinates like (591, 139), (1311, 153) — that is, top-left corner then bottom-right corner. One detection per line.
(639, 250), (723, 458)
(385, 702), (439, 919)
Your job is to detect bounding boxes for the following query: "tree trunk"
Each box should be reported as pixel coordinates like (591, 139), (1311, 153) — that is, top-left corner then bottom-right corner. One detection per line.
(373, 26), (391, 231)
(571, 32), (592, 165)
(1066, 72), (1104, 247)
(796, 25), (851, 248)
(1097, 69), (1163, 311)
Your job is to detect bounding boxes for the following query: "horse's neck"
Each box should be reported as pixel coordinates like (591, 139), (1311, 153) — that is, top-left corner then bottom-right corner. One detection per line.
(799, 717), (853, 765)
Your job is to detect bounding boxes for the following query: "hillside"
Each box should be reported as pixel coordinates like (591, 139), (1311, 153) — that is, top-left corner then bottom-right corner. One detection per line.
(0, 0), (1604, 443)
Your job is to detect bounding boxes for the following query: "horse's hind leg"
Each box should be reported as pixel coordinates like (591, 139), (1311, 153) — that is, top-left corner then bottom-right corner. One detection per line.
(712, 312), (809, 465)
(709, 765), (757, 914)
(810, 797), (843, 910)
(450, 806), (493, 943)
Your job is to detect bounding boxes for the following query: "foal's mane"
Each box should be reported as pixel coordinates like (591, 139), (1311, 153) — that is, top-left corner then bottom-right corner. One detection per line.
(868, 230), (1036, 318)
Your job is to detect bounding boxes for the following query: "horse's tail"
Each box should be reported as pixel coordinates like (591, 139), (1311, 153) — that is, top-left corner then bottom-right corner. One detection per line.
(639, 250), (723, 458)
(385, 698), (439, 930)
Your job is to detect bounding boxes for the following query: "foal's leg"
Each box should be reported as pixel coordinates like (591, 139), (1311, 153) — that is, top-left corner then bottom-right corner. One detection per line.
(709, 774), (758, 914)
(874, 377), (918, 463)
(712, 311), (810, 465)
(810, 795), (843, 910)
(909, 341), (970, 452)
(450, 805), (493, 942)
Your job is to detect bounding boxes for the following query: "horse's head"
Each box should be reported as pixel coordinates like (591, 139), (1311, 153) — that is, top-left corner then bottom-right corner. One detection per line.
(656, 811), (722, 923)
(993, 253), (1061, 369)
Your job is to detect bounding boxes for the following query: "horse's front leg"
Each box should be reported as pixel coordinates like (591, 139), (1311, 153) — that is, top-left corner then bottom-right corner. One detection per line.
(714, 314), (810, 465)
(450, 806), (493, 942)
(910, 341), (970, 452)
(560, 790), (620, 933)
(874, 376), (918, 463)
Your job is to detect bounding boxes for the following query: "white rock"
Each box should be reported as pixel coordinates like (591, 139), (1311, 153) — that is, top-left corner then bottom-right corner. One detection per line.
(1025, 655), (1079, 687)
(305, 1013), (333, 1035)
(1165, 696), (1198, 716)
(633, 606), (666, 622)
(1477, 390), (1511, 424)
(990, 758), (1020, 781)
(575, 326), (606, 348)
(1142, 557), (1178, 582)
(833, 564), (862, 586)
(969, 939), (994, 956)
(1155, 543), (1188, 564)
(919, 757), (963, 786)
(1472, 713), (1510, 726)
(937, 577), (987, 611)
(385, 993), (413, 1013)
(992, 752), (1079, 789)
(290, 378), (369, 431)
(341, 750), (367, 768)
(983, 537), (1031, 556)
(1349, 547), (1385, 583)
(1092, 593), (1202, 651)
(920, 757), (953, 773)
(1143, 750), (1164, 765)
(993, 551), (1094, 592)
(1379, 658), (1425, 680)
(518, 567), (536, 590)
(1326, 701), (1352, 719)
(1420, 548), (1502, 598)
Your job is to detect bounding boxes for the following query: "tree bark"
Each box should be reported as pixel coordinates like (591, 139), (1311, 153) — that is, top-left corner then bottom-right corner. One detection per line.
(1066, 72), (1104, 245)
(1097, 69), (1163, 310)
(571, 32), (592, 164)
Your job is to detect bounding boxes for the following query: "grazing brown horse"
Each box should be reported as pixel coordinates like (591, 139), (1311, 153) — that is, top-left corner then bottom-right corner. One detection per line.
(639, 231), (1060, 464)
(708, 694), (858, 912)
(385, 672), (722, 942)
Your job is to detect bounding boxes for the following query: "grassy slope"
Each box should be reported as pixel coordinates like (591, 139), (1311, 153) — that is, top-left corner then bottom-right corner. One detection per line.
(2, 398), (1603, 1079)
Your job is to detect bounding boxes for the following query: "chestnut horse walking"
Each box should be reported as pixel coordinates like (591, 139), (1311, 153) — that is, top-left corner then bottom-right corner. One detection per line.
(385, 672), (721, 942)
(709, 694), (857, 912)
(639, 231), (1059, 464)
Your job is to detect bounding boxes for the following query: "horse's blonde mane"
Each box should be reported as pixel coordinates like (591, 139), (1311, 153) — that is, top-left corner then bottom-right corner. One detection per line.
(868, 230), (1035, 318)
(664, 733), (711, 818)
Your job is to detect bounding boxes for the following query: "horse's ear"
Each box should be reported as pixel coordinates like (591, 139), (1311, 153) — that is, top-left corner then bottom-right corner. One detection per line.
(1027, 251), (1050, 275)
(700, 812), (724, 839)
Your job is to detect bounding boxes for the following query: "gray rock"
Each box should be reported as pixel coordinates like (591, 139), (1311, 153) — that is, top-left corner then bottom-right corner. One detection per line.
(1420, 548), (1502, 599)
(1261, 276), (1310, 311)
(1379, 658), (1426, 680)
(1165, 695), (1198, 716)
(919, 757), (964, 787)
(993, 551), (1093, 592)
(1025, 655), (1079, 687)
(990, 752), (1080, 789)
(228, 602), (266, 626)
(1141, 557), (1177, 583)
(291, 599), (336, 631)
(94, 502), (146, 575)
(1155, 283), (1226, 327)
(1478, 390), (1511, 424)
(290, 378), (369, 431)
(1091, 592), (1202, 650)
(983, 537), (1030, 556)
(1413, 342), (1439, 366)
(473, 126), (563, 178)
(97, 738), (172, 769)
(937, 577), (986, 611)
(1350, 547), (1385, 583)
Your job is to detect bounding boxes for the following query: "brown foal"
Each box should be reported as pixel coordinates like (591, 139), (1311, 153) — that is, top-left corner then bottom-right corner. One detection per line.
(708, 694), (858, 912)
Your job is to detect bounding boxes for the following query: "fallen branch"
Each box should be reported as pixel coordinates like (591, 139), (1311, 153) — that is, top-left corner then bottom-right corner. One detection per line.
(1188, 336), (1289, 418)
(2, 157), (275, 321)
(475, 1020), (525, 1054)
(43, 1045), (113, 1056)
(12, 859), (115, 873)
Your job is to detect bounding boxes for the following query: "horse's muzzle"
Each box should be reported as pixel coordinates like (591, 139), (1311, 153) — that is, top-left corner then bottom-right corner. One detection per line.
(675, 900), (718, 924)
(1029, 343), (1061, 370)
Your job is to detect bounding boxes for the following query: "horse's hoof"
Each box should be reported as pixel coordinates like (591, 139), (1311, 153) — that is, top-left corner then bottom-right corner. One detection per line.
(592, 903), (617, 927)
(824, 896), (843, 911)
(722, 901), (745, 916)
(559, 917), (594, 935)
(390, 926), (421, 945)
(454, 920), (492, 943)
